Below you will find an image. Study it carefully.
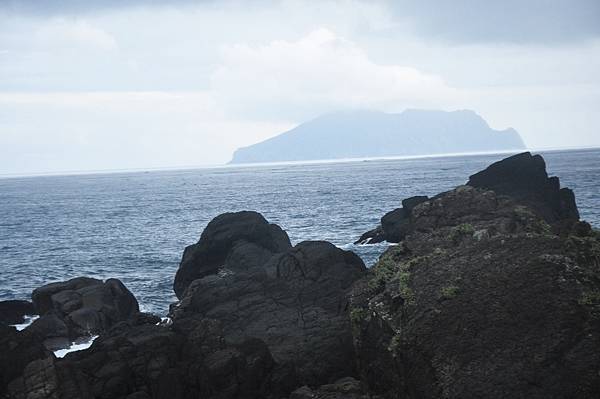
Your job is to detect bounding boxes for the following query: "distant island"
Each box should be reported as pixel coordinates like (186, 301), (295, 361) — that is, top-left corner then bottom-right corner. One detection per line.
(229, 109), (526, 164)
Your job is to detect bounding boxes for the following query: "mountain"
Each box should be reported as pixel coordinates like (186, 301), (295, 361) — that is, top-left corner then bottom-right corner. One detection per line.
(229, 109), (526, 164)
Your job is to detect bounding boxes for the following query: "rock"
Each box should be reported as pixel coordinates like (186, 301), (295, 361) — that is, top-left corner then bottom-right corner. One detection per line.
(355, 195), (429, 244)
(357, 151), (583, 244)
(28, 277), (139, 349)
(0, 324), (49, 397)
(350, 184), (600, 398)
(5, 317), (280, 399)
(172, 239), (367, 389)
(467, 151), (580, 224)
(289, 377), (373, 399)
(173, 211), (292, 298)
(0, 300), (35, 325)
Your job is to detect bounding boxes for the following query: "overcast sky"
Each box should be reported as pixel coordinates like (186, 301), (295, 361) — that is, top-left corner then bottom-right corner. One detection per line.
(1, 0), (599, 175)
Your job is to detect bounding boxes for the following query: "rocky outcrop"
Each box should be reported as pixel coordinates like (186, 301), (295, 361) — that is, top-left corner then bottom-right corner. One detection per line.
(173, 211), (292, 298)
(467, 151), (579, 225)
(349, 183), (600, 398)
(355, 196), (429, 244)
(4, 213), (367, 398)
(27, 277), (140, 350)
(357, 152), (581, 244)
(0, 300), (35, 325)
(172, 239), (367, 389)
(3, 153), (600, 399)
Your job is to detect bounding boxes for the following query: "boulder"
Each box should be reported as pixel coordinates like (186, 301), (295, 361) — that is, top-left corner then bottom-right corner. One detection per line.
(0, 300), (35, 325)
(28, 277), (139, 349)
(173, 211), (292, 298)
(172, 239), (367, 389)
(350, 184), (600, 398)
(467, 151), (579, 224)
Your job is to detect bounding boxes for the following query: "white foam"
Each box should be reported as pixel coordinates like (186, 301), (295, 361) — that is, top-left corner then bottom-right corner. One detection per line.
(11, 315), (39, 331)
(54, 335), (98, 358)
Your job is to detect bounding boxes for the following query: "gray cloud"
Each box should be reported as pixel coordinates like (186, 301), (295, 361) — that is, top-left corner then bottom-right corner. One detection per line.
(3, 0), (599, 44)
(388, 0), (600, 44)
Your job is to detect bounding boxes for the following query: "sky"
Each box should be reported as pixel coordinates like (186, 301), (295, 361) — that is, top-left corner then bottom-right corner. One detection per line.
(1, 0), (599, 175)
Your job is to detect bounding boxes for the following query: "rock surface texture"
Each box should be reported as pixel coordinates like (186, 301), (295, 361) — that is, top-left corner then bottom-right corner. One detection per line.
(27, 277), (140, 350)
(173, 211), (292, 298)
(0, 300), (35, 325)
(349, 185), (600, 398)
(2, 152), (600, 398)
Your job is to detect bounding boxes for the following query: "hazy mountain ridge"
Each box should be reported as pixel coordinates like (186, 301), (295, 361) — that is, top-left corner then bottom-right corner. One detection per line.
(229, 109), (526, 164)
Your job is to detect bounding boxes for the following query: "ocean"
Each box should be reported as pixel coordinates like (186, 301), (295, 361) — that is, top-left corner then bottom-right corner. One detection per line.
(1, 148), (598, 315)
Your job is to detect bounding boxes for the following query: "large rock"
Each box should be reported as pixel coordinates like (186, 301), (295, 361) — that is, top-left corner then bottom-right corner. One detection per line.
(356, 152), (582, 244)
(6, 316), (282, 399)
(0, 300), (35, 325)
(467, 151), (579, 224)
(28, 277), (139, 349)
(172, 239), (367, 389)
(173, 211), (292, 298)
(350, 183), (600, 398)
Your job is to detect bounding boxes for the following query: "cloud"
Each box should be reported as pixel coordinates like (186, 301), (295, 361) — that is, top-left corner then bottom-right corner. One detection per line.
(387, 0), (600, 45)
(210, 28), (463, 120)
(0, 90), (293, 175)
(34, 20), (118, 50)
(3, 0), (599, 45)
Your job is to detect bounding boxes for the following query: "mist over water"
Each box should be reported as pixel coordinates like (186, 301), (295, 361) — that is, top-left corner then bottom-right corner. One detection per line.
(1, 148), (598, 315)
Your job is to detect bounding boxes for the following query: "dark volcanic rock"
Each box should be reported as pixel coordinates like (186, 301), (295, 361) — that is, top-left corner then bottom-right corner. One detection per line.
(172, 239), (367, 389)
(289, 377), (373, 399)
(357, 152), (581, 244)
(28, 277), (139, 349)
(0, 300), (35, 325)
(7, 316), (280, 399)
(173, 211), (292, 298)
(4, 213), (367, 398)
(355, 196), (429, 244)
(350, 184), (600, 398)
(467, 151), (579, 224)
(0, 324), (49, 397)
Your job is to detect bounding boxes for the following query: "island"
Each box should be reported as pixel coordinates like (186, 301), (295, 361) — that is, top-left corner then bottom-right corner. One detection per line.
(229, 109), (526, 164)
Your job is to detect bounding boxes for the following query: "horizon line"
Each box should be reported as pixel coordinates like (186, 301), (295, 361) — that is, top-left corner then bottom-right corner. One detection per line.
(1, 145), (599, 180)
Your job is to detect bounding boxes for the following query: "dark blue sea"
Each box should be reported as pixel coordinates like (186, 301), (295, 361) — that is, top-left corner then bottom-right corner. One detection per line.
(1, 149), (598, 315)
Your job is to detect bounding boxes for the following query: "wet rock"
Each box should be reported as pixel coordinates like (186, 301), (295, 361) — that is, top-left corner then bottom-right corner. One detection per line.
(173, 211), (292, 298)
(28, 277), (139, 349)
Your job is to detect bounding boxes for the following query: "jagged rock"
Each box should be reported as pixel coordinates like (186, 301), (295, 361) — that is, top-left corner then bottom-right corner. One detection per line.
(0, 300), (35, 325)
(173, 211), (292, 298)
(355, 196), (429, 244)
(28, 277), (139, 349)
(467, 151), (579, 224)
(350, 184), (600, 398)
(172, 239), (367, 389)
